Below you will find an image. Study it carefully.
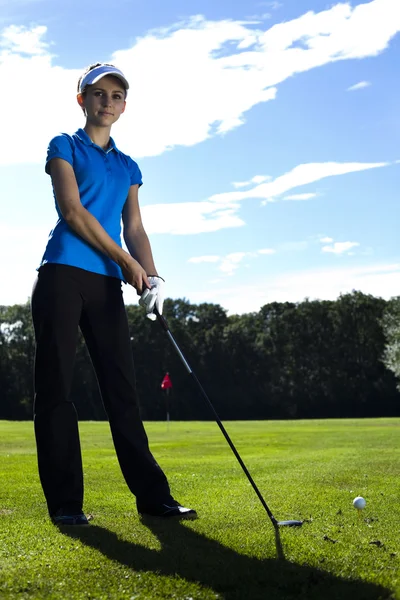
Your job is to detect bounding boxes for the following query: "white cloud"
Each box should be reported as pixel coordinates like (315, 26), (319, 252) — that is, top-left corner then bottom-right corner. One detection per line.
(347, 80), (371, 91)
(141, 160), (391, 235)
(258, 1), (282, 9)
(210, 161), (389, 205)
(141, 201), (245, 235)
(232, 181), (251, 189)
(219, 252), (248, 275)
(188, 255), (220, 263)
(283, 192), (318, 200)
(0, 223), (52, 304)
(189, 263), (400, 314)
(318, 236), (361, 255)
(321, 241), (360, 254)
(246, 13), (272, 21)
(1, 0), (400, 164)
(258, 248), (276, 255)
(0, 24), (49, 55)
(252, 175), (272, 184)
(232, 175), (271, 188)
(187, 247), (276, 276)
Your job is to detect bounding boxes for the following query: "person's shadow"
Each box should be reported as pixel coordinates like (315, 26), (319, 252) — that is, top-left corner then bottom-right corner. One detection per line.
(62, 518), (391, 600)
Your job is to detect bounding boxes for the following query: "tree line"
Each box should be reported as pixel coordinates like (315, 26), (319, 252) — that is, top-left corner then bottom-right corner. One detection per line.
(1, 291), (399, 421)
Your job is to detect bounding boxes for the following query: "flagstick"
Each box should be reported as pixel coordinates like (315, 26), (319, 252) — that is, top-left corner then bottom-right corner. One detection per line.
(161, 373), (172, 433)
(166, 388), (170, 432)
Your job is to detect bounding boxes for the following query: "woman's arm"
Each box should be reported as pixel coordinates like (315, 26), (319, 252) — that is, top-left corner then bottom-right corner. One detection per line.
(49, 158), (149, 291)
(122, 184), (159, 277)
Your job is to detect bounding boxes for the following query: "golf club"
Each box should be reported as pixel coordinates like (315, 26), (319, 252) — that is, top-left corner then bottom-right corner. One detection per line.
(155, 308), (303, 528)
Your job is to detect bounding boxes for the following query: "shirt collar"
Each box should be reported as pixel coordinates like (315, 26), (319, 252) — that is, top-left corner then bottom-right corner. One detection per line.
(75, 128), (120, 154)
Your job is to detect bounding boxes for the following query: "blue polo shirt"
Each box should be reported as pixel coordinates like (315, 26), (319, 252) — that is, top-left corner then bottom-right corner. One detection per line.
(39, 128), (142, 279)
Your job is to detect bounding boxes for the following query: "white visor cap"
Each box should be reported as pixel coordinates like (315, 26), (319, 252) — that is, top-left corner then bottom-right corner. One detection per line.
(79, 65), (129, 94)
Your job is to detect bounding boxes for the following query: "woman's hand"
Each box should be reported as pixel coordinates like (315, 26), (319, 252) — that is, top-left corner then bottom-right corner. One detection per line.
(139, 276), (165, 321)
(121, 257), (150, 294)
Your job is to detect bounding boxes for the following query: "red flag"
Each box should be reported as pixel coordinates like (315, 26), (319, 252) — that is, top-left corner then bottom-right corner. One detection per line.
(161, 373), (172, 390)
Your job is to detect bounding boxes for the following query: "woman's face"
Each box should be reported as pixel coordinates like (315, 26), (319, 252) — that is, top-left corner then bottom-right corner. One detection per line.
(78, 75), (126, 126)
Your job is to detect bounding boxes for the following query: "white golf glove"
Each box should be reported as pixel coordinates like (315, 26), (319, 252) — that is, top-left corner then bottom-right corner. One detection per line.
(139, 276), (165, 321)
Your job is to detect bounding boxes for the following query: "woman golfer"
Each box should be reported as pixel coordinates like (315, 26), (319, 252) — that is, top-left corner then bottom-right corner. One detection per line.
(31, 62), (196, 525)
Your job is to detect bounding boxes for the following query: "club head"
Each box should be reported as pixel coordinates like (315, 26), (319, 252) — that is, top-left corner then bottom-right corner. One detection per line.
(276, 520), (303, 527)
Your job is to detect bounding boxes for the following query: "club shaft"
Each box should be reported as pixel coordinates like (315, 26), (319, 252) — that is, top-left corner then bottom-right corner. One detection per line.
(157, 311), (278, 526)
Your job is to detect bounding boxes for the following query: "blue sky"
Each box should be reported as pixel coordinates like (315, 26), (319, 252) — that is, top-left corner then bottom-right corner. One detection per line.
(1, 0), (399, 314)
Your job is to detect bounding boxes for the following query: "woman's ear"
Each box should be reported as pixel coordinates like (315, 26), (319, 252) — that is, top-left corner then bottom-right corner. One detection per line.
(77, 93), (86, 114)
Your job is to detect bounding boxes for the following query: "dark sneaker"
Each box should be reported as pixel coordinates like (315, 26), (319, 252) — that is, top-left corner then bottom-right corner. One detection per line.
(137, 499), (197, 520)
(52, 510), (89, 526)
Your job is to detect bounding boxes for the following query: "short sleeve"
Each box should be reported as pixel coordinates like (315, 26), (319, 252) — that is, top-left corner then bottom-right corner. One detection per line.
(128, 157), (143, 187)
(45, 134), (74, 175)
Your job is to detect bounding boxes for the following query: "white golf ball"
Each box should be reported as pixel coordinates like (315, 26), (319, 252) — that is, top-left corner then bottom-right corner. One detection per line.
(353, 496), (366, 510)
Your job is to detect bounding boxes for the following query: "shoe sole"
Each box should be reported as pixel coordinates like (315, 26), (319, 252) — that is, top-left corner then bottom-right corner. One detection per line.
(139, 511), (198, 521)
(52, 517), (90, 526)
(54, 523), (90, 527)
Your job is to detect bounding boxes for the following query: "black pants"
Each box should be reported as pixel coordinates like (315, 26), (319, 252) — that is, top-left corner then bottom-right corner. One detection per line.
(31, 263), (170, 516)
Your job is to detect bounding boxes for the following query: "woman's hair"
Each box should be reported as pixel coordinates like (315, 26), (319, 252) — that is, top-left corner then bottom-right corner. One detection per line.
(77, 62), (123, 94)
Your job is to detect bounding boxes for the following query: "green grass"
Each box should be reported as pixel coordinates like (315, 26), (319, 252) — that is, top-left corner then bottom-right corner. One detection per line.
(0, 418), (399, 599)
